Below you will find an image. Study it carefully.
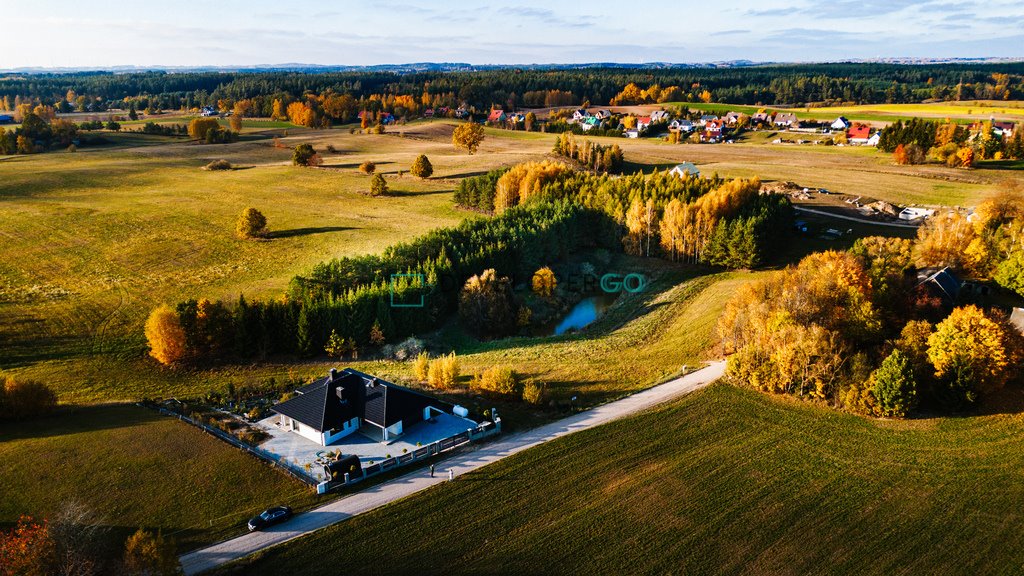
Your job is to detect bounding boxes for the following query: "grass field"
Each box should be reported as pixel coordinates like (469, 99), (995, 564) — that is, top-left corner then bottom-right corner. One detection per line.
(0, 404), (318, 553)
(681, 100), (1024, 123)
(2, 121), (1014, 405)
(214, 382), (1024, 576)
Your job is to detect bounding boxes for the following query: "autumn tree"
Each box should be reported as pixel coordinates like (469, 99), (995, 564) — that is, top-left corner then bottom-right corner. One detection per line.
(1, 376), (57, 420)
(531, 267), (557, 297)
(187, 117), (219, 140)
(145, 304), (187, 365)
(625, 198), (658, 257)
(452, 121), (485, 154)
(370, 173), (388, 196)
(410, 154), (433, 178)
(524, 111), (536, 131)
(359, 160), (376, 175)
(927, 305), (1017, 406)
(235, 207), (268, 239)
(228, 113), (243, 132)
(122, 529), (180, 576)
(369, 320), (385, 346)
(893, 143), (909, 165)
(914, 210), (981, 274)
(0, 515), (57, 575)
(459, 268), (516, 337)
(271, 98), (286, 121)
(871, 349), (917, 417)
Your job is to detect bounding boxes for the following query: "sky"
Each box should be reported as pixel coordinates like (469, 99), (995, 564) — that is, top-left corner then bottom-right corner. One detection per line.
(3, 0), (1023, 69)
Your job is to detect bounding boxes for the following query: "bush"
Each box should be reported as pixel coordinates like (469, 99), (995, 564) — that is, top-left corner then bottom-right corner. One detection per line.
(522, 381), (547, 404)
(414, 351), (430, 381)
(1, 376), (58, 420)
(292, 144), (319, 166)
(427, 352), (459, 389)
(359, 161), (376, 174)
(470, 366), (518, 396)
(236, 207), (269, 239)
(370, 173), (388, 196)
(411, 154), (433, 178)
(392, 337), (424, 361)
(325, 144), (337, 153)
(188, 117), (220, 140)
(204, 159), (232, 171)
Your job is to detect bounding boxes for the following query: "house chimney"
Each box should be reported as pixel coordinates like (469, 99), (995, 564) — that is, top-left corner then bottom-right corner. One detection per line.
(329, 368), (338, 381)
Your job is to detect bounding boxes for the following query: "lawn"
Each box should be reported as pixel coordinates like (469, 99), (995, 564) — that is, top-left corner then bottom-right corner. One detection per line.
(0, 404), (319, 553)
(213, 382), (1024, 576)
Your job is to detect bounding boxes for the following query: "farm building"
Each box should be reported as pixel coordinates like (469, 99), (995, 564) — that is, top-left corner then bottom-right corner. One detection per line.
(272, 368), (457, 445)
(0, 114), (13, 124)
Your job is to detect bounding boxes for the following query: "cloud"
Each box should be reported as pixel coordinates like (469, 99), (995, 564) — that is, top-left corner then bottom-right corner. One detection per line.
(711, 29), (751, 36)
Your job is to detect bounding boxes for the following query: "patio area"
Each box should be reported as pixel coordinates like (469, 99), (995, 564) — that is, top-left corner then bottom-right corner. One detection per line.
(256, 412), (480, 478)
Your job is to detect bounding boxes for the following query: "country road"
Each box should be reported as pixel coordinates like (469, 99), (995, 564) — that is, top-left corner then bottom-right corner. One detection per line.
(794, 206), (920, 228)
(180, 360), (727, 575)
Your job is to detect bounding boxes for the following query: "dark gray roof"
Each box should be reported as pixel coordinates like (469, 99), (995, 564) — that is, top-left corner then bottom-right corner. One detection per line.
(273, 368), (450, 433)
(916, 267), (961, 304)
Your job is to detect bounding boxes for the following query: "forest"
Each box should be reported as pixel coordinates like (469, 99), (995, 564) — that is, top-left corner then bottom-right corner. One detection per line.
(3, 63), (1024, 114)
(147, 166), (791, 365)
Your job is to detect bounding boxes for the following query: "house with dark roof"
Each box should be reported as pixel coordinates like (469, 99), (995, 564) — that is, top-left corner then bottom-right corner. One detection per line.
(916, 267), (961, 308)
(272, 368), (455, 445)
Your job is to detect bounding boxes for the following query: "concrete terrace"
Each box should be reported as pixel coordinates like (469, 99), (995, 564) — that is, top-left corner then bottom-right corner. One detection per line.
(257, 412), (480, 479)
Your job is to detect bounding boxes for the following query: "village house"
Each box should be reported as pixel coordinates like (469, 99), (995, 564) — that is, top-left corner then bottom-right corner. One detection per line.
(698, 114), (718, 127)
(650, 110), (670, 123)
(847, 124), (872, 144)
(669, 162), (700, 178)
(751, 112), (773, 126)
(272, 368), (460, 445)
(580, 116), (601, 132)
(636, 115), (652, 131)
(866, 132), (881, 147)
(773, 112), (799, 128)
(423, 108), (434, 118)
(572, 108), (589, 122)
(593, 109), (612, 120)
(831, 117), (851, 130)
(624, 129), (640, 139)
(994, 121), (1016, 138)
(487, 109), (507, 123)
(723, 111), (742, 126)
(669, 119), (694, 133)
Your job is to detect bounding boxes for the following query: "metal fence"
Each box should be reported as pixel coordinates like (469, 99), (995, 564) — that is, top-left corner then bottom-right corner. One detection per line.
(146, 403), (502, 493)
(320, 418), (502, 494)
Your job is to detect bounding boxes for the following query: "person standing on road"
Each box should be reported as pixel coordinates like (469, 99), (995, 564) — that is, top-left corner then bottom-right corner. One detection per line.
(448, 468), (454, 481)
(430, 464), (435, 478)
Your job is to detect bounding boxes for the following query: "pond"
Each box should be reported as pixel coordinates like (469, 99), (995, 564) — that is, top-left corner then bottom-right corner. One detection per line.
(536, 293), (619, 336)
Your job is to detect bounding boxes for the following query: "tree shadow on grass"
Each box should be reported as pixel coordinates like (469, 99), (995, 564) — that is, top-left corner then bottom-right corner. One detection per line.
(266, 226), (355, 239)
(386, 188), (453, 197)
(438, 169), (490, 180)
(0, 403), (165, 441)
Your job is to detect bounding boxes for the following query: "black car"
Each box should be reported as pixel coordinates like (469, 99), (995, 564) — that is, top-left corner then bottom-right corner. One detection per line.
(247, 506), (293, 532)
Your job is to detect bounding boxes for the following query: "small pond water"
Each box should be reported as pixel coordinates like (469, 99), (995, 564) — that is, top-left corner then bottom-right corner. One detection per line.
(537, 293), (619, 336)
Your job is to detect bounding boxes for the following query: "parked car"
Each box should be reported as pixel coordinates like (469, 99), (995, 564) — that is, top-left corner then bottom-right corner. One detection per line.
(247, 506), (292, 531)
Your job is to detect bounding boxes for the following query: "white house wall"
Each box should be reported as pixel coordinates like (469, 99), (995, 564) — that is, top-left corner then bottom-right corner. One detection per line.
(323, 417), (361, 445)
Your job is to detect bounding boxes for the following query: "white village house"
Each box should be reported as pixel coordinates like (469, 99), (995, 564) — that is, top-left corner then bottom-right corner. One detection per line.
(669, 162), (700, 178)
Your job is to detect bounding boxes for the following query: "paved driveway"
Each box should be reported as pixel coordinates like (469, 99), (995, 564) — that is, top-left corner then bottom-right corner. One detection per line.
(180, 360), (727, 575)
